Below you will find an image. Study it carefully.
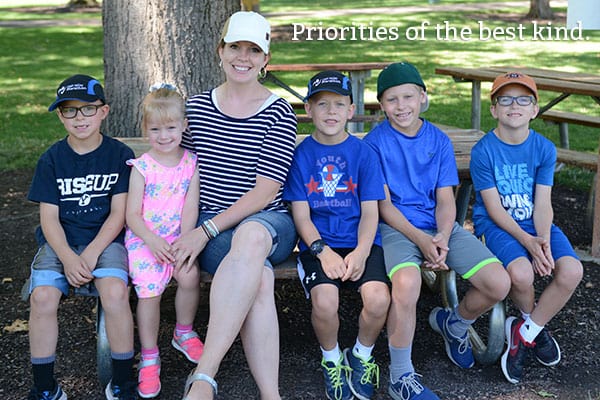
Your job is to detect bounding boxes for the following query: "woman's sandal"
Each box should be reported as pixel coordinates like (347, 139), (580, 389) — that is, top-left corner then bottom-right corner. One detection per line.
(182, 371), (218, 400)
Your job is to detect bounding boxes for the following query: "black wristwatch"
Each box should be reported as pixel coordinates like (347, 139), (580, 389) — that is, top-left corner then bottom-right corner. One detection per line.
(309, 239), (327, 257)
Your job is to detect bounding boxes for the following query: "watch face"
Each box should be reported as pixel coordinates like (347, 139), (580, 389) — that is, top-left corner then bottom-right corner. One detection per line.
(310, 239), (325, 256)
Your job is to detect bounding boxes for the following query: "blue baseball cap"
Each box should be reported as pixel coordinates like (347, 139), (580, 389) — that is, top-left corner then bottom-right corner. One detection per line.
(304, 70), (353, 103)
(48, 74), (105, 111)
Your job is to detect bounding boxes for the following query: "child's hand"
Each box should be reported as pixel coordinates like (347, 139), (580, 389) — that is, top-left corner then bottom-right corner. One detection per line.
(319, 248), (348, 280)
(343, 250), (368, 281)
(146, 236), (175, 264)
(417, 232), (449, 270)
(524, 235), (554, 276)
(63, 253), (94, 287)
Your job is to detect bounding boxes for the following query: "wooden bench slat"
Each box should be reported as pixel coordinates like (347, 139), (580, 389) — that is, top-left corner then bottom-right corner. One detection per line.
(538, 110), (600, 128)
(556, 148), (599, 171)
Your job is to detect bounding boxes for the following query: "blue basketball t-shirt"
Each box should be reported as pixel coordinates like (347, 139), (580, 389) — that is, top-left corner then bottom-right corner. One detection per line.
(283, 134), (385, 251)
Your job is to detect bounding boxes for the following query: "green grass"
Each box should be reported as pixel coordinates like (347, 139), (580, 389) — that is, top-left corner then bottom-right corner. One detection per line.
(1, 0), (599, 191)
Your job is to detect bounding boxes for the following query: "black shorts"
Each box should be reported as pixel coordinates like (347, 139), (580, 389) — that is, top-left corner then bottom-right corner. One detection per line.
(298, 245), (388, 297)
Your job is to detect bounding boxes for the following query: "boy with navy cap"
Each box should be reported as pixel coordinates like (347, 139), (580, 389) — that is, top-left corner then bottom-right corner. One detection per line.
(26, 74), (137, 399)
(471, 72), (582, 384)
(364, 62), (511, 399)
(284, 70), (390, 400)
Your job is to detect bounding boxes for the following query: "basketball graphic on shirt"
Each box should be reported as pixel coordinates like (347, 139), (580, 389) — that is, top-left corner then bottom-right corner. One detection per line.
(319, 164), (347, 197)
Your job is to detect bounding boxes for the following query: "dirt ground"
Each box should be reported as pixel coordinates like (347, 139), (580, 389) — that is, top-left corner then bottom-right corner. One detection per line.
(1, 169), (599, 400)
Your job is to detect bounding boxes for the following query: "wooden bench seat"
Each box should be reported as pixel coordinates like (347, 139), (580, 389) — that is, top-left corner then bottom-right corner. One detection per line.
(538, 110), (600, 149)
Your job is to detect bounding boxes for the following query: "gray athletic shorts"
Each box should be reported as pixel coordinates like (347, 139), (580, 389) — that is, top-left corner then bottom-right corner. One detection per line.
(380, 222), (499, 280)
(29, 242), (129, 296)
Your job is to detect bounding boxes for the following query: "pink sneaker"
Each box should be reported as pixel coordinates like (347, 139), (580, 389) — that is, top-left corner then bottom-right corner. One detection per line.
(172, 331), (204, 363)
(137, 357), (161, 398)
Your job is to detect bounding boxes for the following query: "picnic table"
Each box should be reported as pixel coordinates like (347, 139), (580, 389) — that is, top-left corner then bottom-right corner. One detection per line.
(436, 66), (600, 256)
(264, 62), (392, 131)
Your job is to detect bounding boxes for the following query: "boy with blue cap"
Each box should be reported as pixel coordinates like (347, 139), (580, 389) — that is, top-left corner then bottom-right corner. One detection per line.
(26, 74), (137, 400)
(364, 62), (511, 399)
(284, 70), (390, 400)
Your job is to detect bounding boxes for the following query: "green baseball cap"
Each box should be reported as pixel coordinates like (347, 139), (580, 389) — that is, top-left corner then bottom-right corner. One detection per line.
(377, 62), (428, 112)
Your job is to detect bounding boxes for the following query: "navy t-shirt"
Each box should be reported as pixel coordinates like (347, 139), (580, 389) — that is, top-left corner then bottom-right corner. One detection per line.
(28, 134), (134, 246)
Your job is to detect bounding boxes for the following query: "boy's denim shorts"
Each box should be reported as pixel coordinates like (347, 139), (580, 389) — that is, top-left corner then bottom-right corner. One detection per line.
(380, 221), (500, 280)
(29, 242), (129, 296)
(196, 210), (297, 275)
(481, 221), (578, 267)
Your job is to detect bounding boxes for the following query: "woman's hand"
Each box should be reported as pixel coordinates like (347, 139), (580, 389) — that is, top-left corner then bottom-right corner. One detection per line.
(172, 228), (209, 271)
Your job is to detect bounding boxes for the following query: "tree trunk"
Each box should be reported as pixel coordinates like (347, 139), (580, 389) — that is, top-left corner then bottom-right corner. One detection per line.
(527, 0), (554, 19)
(102, 0), (238, 137)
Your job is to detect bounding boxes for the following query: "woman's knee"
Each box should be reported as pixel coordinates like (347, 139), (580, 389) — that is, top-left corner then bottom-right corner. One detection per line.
(233, 222), (271, 254)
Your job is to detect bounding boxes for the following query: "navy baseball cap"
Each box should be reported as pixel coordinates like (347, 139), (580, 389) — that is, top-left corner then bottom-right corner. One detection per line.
(304, 70), (353, 103)
(48, 74), (105, 111)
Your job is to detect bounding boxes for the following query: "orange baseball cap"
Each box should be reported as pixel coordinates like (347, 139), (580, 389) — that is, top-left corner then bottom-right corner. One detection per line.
(490, 72), (538, 100)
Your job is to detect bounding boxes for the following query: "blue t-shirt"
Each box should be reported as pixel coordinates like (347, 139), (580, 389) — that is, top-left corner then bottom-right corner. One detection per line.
(28, 134), (134, 246)
(470, 129), (556, 236)
(283, 134), (385, 250)
(363, 119), (459, 230)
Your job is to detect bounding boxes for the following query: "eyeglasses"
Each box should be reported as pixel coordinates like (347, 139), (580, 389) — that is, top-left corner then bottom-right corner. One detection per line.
(58, 104), (103, 119)
(493, 96), (536, 107)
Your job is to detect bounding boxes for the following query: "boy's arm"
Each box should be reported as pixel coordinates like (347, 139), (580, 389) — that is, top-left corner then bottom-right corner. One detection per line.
(125, 168), (175, 265)
(480, 187), (553, 273)
(289, 201), (348, 281)
(532, 184), (555, 274)
(344, 200), (379, 282)
(40, 202), (94, 287)
(80, 192), (128, 269)
(428, 186), (456, 268)
(378, 185), (447, 269)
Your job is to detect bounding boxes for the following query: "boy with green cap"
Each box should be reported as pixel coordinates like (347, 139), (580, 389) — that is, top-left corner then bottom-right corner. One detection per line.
(363, 62), (511, 400)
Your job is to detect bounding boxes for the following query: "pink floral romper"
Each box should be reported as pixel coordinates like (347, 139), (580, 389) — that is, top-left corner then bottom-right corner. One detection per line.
(125, 150), (198, 298)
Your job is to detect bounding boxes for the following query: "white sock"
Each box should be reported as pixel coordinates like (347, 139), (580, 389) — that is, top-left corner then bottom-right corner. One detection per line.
(353, 338), (374, 360)
(520, 310), (531, 321)
(321, 344), (342, 364)
(519, 316), (544, 344)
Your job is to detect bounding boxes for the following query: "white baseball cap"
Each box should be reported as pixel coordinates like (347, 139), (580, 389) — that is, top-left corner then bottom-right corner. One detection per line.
(223, 11), (271, 54)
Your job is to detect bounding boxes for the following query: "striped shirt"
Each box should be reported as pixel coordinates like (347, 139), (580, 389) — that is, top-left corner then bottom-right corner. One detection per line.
(182, 89), (297, 214)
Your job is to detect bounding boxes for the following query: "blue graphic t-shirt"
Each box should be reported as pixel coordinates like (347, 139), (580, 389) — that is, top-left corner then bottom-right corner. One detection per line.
(363, 119), (459, 230)
(470, 129), (555, 236)
(28, 134), (134, 246)
(283, 134), (386, 250)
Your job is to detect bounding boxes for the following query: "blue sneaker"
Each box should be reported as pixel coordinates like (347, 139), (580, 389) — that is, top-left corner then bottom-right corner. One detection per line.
(343, 348), (379, 400)
(388, 372), (440, 400)
(428, 307), (475, 368)
(105, 379), (138, 400)
(321, 354), (353, 400)
(533, 327), (561, 366)
(27, 382), (67, 400)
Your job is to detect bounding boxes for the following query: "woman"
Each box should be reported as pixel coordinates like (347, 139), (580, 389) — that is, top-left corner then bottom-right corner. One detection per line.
(173, 11), (297, 400)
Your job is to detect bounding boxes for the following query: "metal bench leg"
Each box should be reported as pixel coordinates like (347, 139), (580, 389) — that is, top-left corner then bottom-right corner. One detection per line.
(96, 298), (112, 388)
(558, 122), (569, 149)
(440, 270), (505, 365)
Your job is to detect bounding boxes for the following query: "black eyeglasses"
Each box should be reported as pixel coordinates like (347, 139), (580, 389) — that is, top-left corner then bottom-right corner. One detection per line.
(493, 96), (536, 107)
(58, 104), (103, 119)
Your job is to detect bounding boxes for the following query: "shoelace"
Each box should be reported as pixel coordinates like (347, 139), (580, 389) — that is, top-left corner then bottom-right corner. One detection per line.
(324, 362), (351, 399)
(358, 357), (380, 388)
(397, 372), (424, 400)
